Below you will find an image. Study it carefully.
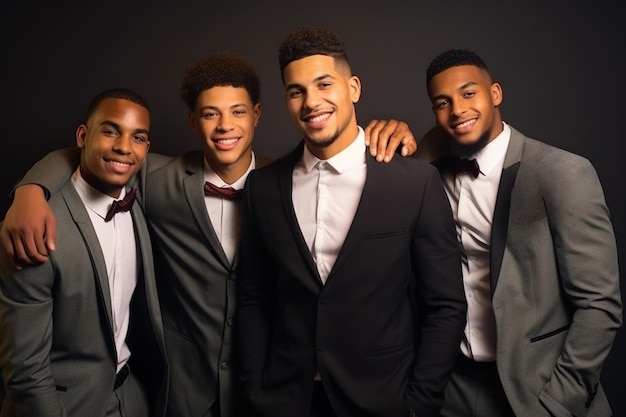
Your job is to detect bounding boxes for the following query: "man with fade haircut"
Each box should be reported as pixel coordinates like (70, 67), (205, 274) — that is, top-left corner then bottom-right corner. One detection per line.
(0, 88), (169, 417)
(236, 26), (467, 417)
(421, 48), (622, 417)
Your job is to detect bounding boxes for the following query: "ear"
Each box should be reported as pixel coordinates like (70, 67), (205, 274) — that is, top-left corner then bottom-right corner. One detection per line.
(187, 110), (198, 131)
(253, 102), (262, 127)
(349, 75), (362, 104)
(491, 82), (503, 106)
(76, 124), (87, 148)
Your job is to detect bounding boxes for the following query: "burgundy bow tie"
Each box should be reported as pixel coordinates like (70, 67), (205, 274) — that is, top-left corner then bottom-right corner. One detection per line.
(105, 188), (137, 222)
(441, 155), (480, 178)
(204, 181), (242, 200)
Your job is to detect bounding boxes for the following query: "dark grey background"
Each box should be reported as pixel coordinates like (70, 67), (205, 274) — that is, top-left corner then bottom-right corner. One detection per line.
(3, 2), (624, 414)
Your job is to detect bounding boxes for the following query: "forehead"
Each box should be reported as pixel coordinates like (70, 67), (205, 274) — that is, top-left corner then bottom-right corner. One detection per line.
(90, 98), (150, 127)
(430, 65), (489, 92)
(283, 54), (342, 84)
(197, 85), (253, 107)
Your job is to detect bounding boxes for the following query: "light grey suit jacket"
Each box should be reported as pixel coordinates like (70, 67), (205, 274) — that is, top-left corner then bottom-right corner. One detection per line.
(11, 148), (272, 417)
(0, 179), (169, 416)
(425, 125), (622, 417)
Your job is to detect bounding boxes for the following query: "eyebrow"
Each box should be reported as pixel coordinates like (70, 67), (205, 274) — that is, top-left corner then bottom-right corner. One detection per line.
(101, 120), (149, 136)
(285, 73), (335, 91)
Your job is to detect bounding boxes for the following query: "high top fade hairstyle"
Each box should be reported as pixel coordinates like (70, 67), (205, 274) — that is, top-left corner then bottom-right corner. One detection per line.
(180, 51), (261, 111)
(426, 49), (490, 86)
(278, 26), (351, 82)
(85, 88), (149, 122)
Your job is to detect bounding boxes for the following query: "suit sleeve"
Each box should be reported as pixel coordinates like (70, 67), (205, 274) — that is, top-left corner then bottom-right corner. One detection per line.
(235, 172), (275, 398)
(406, 166), (467, 416)
(0, 230), (65, 416)
(13, 147), (80, 200)
(540, 157), (622, 416)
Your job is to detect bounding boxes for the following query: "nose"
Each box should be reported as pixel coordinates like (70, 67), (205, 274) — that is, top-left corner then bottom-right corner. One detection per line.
(450, 99), (467, 116)
(218, 113), (235, 131)
(113, 135), (132, 153)
(303, 89), (321, 110)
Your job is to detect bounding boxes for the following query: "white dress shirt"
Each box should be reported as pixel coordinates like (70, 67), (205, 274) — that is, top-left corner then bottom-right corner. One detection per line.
(441, 122), (511, 361)
(203, 152), (256, 265)
(72, 169), (138, 372)
(292, 127), (367, 284)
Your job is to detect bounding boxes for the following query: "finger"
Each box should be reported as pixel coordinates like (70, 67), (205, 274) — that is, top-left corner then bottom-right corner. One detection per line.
(44, 213), (57, 252)
(374, 120), (400, 161)
(363, 119), (380, 147)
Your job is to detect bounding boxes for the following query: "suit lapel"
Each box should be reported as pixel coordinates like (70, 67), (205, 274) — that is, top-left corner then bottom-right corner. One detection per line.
(183, 153), (233, 270)
(60, 183), (116, 339)
(490, 128), (523, 296)
(279, 143), (323, 282)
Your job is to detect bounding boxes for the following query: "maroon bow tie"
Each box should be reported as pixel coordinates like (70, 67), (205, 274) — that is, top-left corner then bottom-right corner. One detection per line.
(440, 155), (480, 178)
(204, 181), (242, 200)
(105, 188), (137, 222)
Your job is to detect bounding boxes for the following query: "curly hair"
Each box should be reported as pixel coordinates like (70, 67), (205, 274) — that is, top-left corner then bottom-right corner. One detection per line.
(426, 49), (490, 85)
(85, 88), (149, 122)
(278, 26), (349, 74)
(180, 51), (261, 111)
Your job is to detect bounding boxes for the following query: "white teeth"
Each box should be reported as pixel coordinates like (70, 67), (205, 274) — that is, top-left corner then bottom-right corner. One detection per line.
(456, 119), (475, 129)
(308, 113), (330, 123)
(109, 161), (131, 167)
(215, 138), (238, 144)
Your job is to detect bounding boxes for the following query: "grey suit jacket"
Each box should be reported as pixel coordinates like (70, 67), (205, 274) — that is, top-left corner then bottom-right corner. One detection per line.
(11, 148), (272, 417)
(140, 150), (272, 417)
(0, 180), (169, 417)
(426, 125), (622, 417)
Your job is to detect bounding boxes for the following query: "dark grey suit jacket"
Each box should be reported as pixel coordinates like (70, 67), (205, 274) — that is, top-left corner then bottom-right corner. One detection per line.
(0, 180), (168, 417)
(11, 148), (272, 417)
(236, 142), (467, 417)
(425, 125), (623, 417)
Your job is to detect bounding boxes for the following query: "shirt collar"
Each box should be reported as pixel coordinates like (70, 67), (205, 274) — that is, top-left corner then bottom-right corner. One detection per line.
(72, 168), (127, 220)
(301, 126), (366, 174)
(473, 121), (511, 176)
(203, 150), (256, 190)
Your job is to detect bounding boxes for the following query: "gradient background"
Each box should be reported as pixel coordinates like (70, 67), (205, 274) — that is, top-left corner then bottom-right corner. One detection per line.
(3, 2), (624, 414)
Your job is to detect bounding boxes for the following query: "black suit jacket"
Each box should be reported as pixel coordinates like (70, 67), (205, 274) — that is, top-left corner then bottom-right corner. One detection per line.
(236, 142), (467, 417)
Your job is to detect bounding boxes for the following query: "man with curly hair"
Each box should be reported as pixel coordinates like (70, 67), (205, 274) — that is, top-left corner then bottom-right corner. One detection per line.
(1, 51), (417, 416)
(236, 26), (467, 417)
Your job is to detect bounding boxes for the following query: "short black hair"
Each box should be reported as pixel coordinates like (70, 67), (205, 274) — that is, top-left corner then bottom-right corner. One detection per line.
(426, 49), (490, 85)
(278, 26), (349, 74)
(85, 88), (149, 122)
(180, 51), (261, 111)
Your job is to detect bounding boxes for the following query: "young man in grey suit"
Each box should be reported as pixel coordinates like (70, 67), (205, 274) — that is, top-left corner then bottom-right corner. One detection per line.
(236, 26), (467, 417)
(0, 53), (416, 417)
(422, 49), (622, 416)
(0, 88), (169, 416)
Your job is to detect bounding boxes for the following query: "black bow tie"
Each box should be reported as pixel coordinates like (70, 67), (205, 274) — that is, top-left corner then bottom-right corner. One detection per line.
(105, 188), (137, 222)
(204, 181), (242, 200)
(439, 155), (480, 178)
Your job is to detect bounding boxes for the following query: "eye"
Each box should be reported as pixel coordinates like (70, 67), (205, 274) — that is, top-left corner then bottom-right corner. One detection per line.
(202, 111), (218, 119)
(287, 88), (303, 98)
(233, 109), (247, 116)
(133, 135), (148, 143)
(463, 91), (476, 98)
(434, 99), (449, 110)
(102, 128), (119, 137)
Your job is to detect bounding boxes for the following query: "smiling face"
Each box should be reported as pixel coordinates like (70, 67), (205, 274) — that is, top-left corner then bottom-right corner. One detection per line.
(428, 64), (503, 153)
(188, 85), (260, 183)
(76, 97), (150, 198)
(283, 54), (361, 160)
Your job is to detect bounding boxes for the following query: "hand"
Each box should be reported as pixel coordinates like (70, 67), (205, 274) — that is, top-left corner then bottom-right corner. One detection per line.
(364, 119), (418, 162)
(0, 184), (56, 270)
